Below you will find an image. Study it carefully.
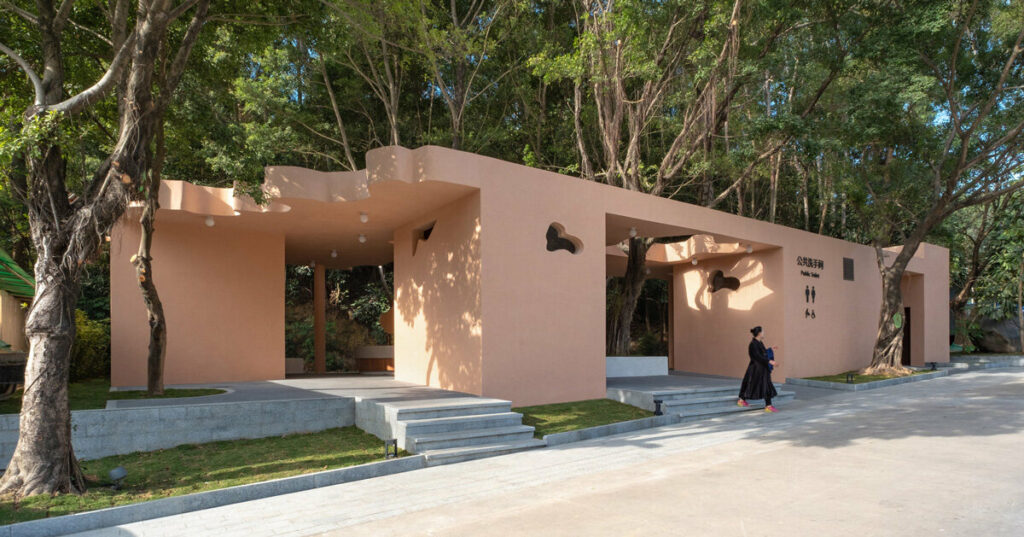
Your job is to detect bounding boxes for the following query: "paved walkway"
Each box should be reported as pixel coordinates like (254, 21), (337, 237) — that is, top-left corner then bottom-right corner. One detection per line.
(107, 375), (481, 408)
(74, 369), (1024, 537)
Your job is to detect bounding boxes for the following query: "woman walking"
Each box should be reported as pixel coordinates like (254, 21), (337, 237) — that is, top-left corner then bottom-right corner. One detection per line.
(737, 326), (780, 412)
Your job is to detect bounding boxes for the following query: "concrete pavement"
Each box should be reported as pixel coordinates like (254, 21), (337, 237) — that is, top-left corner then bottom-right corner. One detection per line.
(74, 369), (1024, 537)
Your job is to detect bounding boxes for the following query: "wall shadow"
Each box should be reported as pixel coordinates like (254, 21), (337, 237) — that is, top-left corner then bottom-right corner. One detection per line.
(394, 192), (483, 395)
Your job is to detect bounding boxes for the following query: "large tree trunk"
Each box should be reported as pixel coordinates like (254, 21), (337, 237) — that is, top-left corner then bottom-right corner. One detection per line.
(0, 262), (85, 496)
(865, 265), (911, 375)
(865, 236), (928, 375)
(606, 237), (650, 355)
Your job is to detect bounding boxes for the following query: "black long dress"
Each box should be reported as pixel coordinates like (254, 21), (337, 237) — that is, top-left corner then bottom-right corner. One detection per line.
(739, 338), (777, 401)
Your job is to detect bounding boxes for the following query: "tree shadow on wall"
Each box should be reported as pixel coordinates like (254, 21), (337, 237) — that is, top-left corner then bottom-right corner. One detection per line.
(395, 201), (482, 395)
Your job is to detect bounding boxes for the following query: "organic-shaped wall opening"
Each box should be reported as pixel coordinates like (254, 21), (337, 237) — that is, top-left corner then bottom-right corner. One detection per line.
(546, 223), (583, 254)
(709, 269), (740, 292)
(412, 221), (437, 256)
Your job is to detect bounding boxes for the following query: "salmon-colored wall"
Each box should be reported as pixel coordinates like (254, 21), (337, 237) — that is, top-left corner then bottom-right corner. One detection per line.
(393, 192), (483, 395)
(110, 219), (285, 386)
(478, 165), (607, 406)
(111, 146), (950, 403)
(670, 224), (949, 379)
(910, 242), (950, 365)
(779, 242), (885, 378)
(0, 290), (28, 351)
(673, 249), (785, 378)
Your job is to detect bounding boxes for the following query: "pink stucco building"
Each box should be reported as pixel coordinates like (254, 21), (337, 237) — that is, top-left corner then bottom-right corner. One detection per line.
(110, 146), (949, 406)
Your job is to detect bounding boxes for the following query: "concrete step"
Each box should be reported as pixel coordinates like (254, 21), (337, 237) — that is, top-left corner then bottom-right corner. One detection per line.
(648, 383), (787, 402)
(662, 394), (744, 411)
(392, 400), (512, 421)
(673, 391), (794, 422)
(421, 439), (546, 466)
(411, 425), (536, 452)
(399, 412), (524, 436)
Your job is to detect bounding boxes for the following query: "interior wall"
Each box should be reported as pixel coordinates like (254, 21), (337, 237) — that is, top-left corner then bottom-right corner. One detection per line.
(393, 192), (483, 395)
(0, 290), (28, 351)
(901, 274), (925, 366)
(672, 249), (785, 378)
(110, 218), (285, 386)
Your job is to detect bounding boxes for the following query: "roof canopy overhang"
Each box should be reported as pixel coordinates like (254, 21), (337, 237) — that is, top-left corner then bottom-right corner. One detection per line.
(151, 165), (477, 269)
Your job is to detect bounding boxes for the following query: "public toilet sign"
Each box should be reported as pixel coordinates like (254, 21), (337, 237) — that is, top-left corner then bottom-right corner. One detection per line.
(797, 256), (824, 320)
(796, 256), (824, 272)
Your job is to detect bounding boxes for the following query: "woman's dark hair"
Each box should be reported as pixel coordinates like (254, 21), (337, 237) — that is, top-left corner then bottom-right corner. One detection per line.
(750, 326), (763, 337)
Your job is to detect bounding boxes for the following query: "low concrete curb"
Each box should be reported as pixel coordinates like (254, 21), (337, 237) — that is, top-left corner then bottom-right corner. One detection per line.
(1, 455), (426, 537)
(544, 415), (680, 447)
(785, 370), (949, 391)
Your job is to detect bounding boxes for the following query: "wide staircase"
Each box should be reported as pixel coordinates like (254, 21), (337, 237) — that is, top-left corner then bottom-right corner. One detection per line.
(936, 354), (1024, 373)
(390, 398), (544, 466)
(608, 383), (795, 421)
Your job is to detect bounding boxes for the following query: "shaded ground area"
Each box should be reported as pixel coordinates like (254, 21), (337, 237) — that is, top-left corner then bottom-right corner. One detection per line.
(0, 379), (224, 414)
(71, 369), (1024, 537)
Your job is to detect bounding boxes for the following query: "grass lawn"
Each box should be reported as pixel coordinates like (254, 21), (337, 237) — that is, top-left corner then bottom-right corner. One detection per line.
(806, 369), (935, 384)
(514, 398), (653, 438)
(0, 426), (398, 525)
(0, 379), (225, 415)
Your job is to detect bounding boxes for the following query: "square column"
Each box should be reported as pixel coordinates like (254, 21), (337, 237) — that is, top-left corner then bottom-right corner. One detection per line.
(314, 262), (326, 373)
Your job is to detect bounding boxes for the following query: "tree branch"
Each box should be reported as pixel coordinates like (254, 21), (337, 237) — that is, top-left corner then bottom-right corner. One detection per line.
(0, 42), (45, 105)
(50, 30), (136, 114)
(55, 0), (76, 29)
(1, 0), (37, 24)
(157, 0), (209, 107)
(168, 0), (201, 22)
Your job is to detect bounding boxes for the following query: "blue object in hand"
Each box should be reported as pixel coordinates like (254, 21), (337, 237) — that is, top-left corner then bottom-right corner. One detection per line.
(766, 348), (774, 371)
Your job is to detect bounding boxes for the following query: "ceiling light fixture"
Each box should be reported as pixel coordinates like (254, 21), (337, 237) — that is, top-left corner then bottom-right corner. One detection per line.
(691, 258), (698, 265)
(358, 234), (367, 244)
(204, 216), (215, 227)
(745, 244), (753, 254)
(331, 249), (338, 258)
(628, 227), (637, 238)
(359, 212), (369, 224)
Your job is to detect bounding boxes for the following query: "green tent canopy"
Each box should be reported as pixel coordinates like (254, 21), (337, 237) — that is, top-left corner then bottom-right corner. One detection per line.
(0, 248), (34, 300)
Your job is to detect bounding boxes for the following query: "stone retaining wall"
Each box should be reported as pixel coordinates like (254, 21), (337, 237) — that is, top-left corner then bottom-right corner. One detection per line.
(0, 397), (355, 467)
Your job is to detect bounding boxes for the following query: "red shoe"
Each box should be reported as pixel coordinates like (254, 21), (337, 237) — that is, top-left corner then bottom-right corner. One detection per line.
(764, 405), (779, 413)
(737, 399), (749, 407)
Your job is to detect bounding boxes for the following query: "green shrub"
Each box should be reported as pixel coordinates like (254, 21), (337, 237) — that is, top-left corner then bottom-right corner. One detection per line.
(70, 310), (110, 381)
(285, 304), (371, 372)
(633, 331), (668, 356)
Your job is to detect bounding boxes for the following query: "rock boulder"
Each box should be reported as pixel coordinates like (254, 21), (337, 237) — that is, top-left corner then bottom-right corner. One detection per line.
(975, 317), (1023, 353)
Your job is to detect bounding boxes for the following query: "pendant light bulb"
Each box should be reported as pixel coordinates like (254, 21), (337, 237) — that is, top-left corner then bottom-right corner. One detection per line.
(359, 212), (369, 224)
(331, 249), (338, 258)
(358, 234), (367, 244)
(204, 216), (215, 227)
